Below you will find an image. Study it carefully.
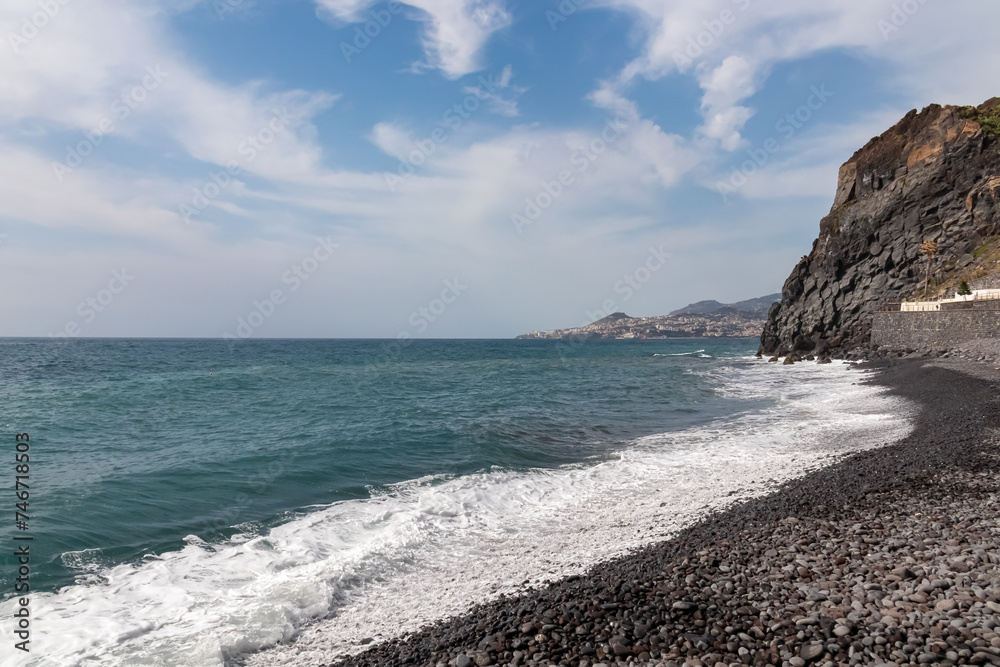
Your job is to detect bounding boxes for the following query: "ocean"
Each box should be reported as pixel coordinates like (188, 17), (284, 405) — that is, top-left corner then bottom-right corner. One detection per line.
(0, 338), (912, 666)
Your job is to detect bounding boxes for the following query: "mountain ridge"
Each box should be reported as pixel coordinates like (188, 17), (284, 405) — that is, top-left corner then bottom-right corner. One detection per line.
(517, 294), (778, 340)
(669, 294), (781, 318)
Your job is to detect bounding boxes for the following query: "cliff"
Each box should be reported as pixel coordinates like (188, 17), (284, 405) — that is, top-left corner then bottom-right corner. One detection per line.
(759, 98), (1000, 358)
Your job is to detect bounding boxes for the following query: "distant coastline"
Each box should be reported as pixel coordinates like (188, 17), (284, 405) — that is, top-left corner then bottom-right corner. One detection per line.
(517, 294), (779, 340)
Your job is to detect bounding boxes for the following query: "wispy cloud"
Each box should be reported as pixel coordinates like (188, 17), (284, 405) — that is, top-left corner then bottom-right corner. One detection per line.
(591, 0), (1000, 182)
(3, 0), (1000, 338)
(462, 64), (525, 117)
(316, 0), (511, 78)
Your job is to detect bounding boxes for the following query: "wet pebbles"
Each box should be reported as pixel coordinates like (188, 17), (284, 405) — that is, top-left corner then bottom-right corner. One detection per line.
(321, 360), (1000, 667)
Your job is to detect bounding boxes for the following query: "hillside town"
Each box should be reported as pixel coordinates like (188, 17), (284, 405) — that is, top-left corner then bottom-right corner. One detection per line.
(517, 296), (777, 340)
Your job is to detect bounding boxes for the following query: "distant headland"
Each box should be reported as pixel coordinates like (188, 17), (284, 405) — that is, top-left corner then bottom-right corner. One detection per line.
(516, 294), (780, 340)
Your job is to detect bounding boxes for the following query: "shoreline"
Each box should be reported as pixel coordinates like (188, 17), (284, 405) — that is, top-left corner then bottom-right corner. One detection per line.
(290, 358), (1000, 667)
(240, 358), (907, 667)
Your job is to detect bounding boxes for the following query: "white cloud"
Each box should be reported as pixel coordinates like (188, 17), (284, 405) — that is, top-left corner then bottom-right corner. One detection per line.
(711, 106), (913, 202)
(462, 64), (525, 116)
(0, 0), (725, 339)
(370, 122), (414, 158)
(627, 120), (701, 188)
(699, 56), (757, 112)
(0, 138), (199, 244)
(4, 0), (1000, 339)
(316, 0), (510, 78)
(589, 80), (641, 125)
(699, 105), (754, 151)
(411, 0), (511, 78)
(314, 0), (372, 21)
(595, 0), (1000, 160)
(0, 0), (337, 183)
(696, 55), (757, 150)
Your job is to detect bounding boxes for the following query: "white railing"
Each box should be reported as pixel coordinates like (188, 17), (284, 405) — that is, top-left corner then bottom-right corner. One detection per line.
(900, 301), (940, 312)
(899, 288), (1000, 311)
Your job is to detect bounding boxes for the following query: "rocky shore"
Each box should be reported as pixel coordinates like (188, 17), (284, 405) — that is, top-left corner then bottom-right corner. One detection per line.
(854, 337), (1000, 365)
(319, 359), (1000, 667)
(759, 98), (1000, 359)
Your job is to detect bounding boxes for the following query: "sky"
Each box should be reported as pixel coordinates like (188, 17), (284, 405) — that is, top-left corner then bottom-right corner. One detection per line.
(1, 0), (998, 339)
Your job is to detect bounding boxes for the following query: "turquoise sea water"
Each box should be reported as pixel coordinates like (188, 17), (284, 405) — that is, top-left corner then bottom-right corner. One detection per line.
(0, 338), (910, 666)
(0, 337), (755, 595)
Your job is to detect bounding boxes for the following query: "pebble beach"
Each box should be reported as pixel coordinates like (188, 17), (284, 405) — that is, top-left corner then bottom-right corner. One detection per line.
(318, 358), (1000, 667)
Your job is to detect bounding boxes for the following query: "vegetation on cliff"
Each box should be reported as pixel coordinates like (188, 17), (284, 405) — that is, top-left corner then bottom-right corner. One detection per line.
(958, 99), (1000, 137)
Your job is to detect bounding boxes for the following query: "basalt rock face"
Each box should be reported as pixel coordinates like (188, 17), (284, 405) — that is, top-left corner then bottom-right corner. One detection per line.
(759, 98), (1000, 357)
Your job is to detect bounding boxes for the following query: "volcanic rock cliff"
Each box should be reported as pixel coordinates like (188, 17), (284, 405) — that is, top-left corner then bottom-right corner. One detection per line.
(759, 98), (1000, 357)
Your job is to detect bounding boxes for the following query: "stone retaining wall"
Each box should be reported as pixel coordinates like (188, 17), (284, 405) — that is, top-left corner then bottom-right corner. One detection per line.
(871, 308), (1000, 348)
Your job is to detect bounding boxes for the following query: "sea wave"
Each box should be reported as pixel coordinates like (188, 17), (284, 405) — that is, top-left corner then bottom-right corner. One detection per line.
(0, 362), (914, 667)
(652, 349), (705, 357)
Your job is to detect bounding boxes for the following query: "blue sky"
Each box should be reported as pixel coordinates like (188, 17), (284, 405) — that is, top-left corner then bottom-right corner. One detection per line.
(1, 0), (998, 338)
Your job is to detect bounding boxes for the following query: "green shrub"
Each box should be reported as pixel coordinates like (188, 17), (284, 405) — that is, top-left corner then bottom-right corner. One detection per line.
(959, 104), (1000, 137)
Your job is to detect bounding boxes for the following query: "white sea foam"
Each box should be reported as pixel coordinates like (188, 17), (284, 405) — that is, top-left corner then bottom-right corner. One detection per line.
(652, 350), (705, 357)
(0, 362), (914, 667)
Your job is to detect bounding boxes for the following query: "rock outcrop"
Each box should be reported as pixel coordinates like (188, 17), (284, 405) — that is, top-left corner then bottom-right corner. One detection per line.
(759, 98), (1000, 358)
